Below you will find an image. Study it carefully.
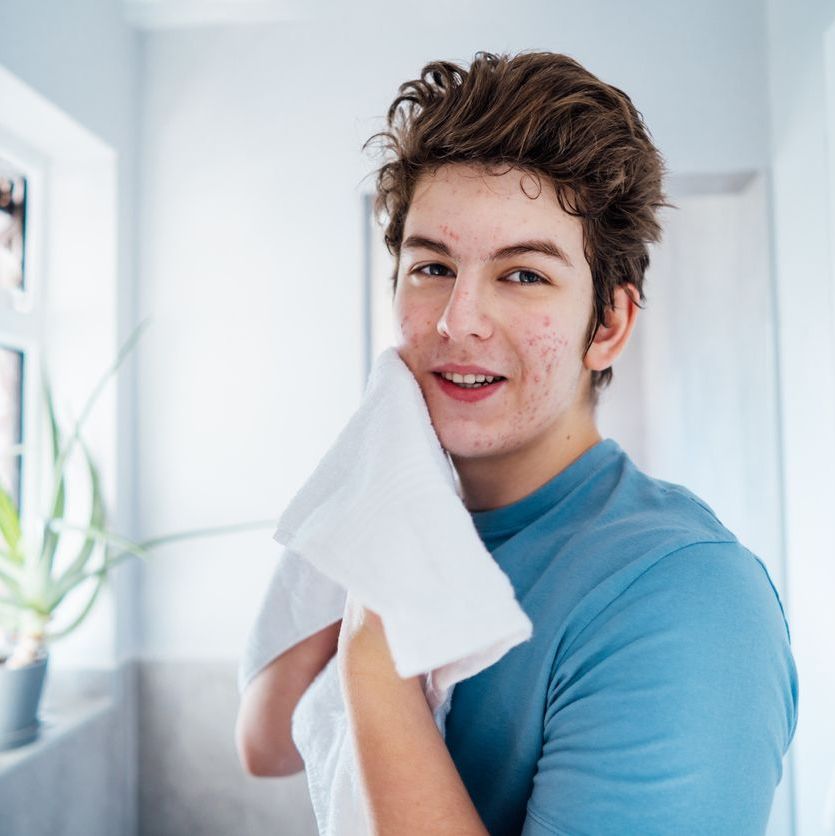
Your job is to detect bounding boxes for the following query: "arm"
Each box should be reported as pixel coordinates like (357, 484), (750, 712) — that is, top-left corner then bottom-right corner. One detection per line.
(236, 619), (342, 777)
(338, 596), (489, 836)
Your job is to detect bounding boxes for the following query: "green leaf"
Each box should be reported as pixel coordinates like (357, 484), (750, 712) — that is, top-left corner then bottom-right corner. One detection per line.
(44, 317), (152, 524)
(38, 317), (150, 578)
(134, 518), (277, 550)
(36, 508), (274, 623)
(44, 570), (107, 643)
(45, 545), (140, 613)
(0, 484), (23, 562)
(42, 518), (275, 613)
(40, 367), (67, 575)
(0, 595), (27, 610)
(47, 520), (151, 560)
(0, 563), (24, 595)
(45, 433), (106, 584)
(46, 519), (150, 608)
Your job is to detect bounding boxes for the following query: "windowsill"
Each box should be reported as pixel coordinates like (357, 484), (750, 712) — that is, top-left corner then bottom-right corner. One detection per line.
(0, 665), (124, 777)
(0, 695), (114, 777)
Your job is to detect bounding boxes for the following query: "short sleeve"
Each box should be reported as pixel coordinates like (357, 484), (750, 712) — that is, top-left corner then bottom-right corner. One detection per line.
(521, 541), (799, 836)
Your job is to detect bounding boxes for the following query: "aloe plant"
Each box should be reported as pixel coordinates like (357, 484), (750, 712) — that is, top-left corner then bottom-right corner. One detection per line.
(0, 317), (273, 668)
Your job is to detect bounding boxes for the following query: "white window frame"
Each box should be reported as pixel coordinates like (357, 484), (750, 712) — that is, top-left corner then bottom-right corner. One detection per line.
(0, 129), (48, 542)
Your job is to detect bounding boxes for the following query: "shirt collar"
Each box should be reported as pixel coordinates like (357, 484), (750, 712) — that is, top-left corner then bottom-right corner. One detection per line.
(468, 437), (623, 541)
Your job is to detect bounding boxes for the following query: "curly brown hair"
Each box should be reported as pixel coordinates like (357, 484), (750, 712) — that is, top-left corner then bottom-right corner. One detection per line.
(363, 50), (671, 407)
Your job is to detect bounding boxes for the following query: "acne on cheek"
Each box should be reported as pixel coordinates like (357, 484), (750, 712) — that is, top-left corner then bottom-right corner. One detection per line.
(513, 330), (571, 424)
(396, 311), (422, 341)
(394, 312), (412, 343)
(396, 306), (438, 339)
(546, 334), (570, 371)
(538, 335), (570, 379)
(522, 330), (570, 370)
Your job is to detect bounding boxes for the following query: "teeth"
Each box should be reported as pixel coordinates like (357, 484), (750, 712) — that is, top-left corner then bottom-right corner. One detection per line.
(440, 371), (499, 383)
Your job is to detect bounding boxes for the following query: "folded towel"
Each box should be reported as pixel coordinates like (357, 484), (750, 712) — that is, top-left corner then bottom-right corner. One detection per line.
(239, 346), (533, 835)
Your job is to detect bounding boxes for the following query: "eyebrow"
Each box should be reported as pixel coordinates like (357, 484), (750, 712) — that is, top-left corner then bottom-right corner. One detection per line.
(401, 234), (574, 269)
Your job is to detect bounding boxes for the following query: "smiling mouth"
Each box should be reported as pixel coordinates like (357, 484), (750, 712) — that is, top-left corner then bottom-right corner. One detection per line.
(432, 372), (507, 389)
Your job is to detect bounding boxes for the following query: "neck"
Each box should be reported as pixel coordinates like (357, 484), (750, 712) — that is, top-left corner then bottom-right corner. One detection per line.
(451, 416), (602, 512)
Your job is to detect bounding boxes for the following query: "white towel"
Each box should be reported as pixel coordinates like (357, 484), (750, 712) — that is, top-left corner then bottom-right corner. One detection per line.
(238, 346), (533, 835)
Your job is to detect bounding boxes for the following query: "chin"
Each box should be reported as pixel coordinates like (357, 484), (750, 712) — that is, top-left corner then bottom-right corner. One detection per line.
(433, 426), (502, 459)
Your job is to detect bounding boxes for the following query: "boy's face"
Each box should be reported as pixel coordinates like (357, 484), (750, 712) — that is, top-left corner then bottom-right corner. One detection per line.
(393, 163), (599, 469)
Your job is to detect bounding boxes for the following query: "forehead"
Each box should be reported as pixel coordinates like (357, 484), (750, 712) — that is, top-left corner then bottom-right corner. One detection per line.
(404, 163), (583, 251)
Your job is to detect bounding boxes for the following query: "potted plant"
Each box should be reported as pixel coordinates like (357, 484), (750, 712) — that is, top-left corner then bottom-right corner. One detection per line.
(0, 318), (273, 750)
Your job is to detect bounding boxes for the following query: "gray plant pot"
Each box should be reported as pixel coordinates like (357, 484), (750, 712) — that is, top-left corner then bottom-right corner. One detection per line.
(0, 652), (49, 751)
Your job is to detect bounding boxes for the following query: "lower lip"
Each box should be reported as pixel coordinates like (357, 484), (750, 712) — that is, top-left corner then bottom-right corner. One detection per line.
(433, 373), (507, 402)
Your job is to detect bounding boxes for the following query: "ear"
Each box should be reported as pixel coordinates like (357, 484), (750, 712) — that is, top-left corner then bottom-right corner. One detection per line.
(583, 284), (639, 373)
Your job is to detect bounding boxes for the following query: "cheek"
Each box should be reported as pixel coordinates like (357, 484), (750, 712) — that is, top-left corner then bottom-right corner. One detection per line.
(393, 300), (440, 377)
(507, 330), (572, 430)
(521, 328), (572, 381)
(395, 300), (436, 344)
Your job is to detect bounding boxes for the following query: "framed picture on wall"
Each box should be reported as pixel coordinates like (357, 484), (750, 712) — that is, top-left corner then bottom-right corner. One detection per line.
(0, 158), (27, 295)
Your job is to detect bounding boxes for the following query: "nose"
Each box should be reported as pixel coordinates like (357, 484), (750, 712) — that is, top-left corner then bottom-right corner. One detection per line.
(436, 271), (494, 342)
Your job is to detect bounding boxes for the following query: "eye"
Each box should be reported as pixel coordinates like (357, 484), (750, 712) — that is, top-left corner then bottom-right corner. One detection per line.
(415, 263), (453, 277)
(505, 269), (548, 285)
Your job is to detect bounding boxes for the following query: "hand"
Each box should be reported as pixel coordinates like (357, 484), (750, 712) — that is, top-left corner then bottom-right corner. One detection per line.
(336, 592), (429, 695)
(336, 592), (398, 682)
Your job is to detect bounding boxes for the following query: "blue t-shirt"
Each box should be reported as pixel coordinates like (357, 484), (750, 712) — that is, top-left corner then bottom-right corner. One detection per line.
(443, 437), (798, 836)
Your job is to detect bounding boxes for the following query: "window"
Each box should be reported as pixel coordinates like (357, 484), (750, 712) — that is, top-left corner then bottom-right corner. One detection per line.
(0, 144), (43, 521)
(0, 66), (119, 666)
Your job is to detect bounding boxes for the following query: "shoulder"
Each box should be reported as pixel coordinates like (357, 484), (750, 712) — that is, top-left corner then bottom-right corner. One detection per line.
(537, 452), (794, 670)
(562, 448), (753, 588)
(602, 450), (740, 545)
(552, 538), (798, 750)
(583, 453), (790, 632)
(550, 454), (782, 651)
(562, 539), (793, 663)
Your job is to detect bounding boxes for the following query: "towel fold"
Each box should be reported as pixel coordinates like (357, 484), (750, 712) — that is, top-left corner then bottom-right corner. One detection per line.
(239, 346), (533, 835)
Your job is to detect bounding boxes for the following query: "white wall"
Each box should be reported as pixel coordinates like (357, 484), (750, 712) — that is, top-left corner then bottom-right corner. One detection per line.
(633, 175), (781, 572)
(765, 2), (835, 834)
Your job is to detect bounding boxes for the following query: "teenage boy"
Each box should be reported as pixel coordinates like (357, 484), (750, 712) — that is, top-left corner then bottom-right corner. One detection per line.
(238, 51), (797, 836)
